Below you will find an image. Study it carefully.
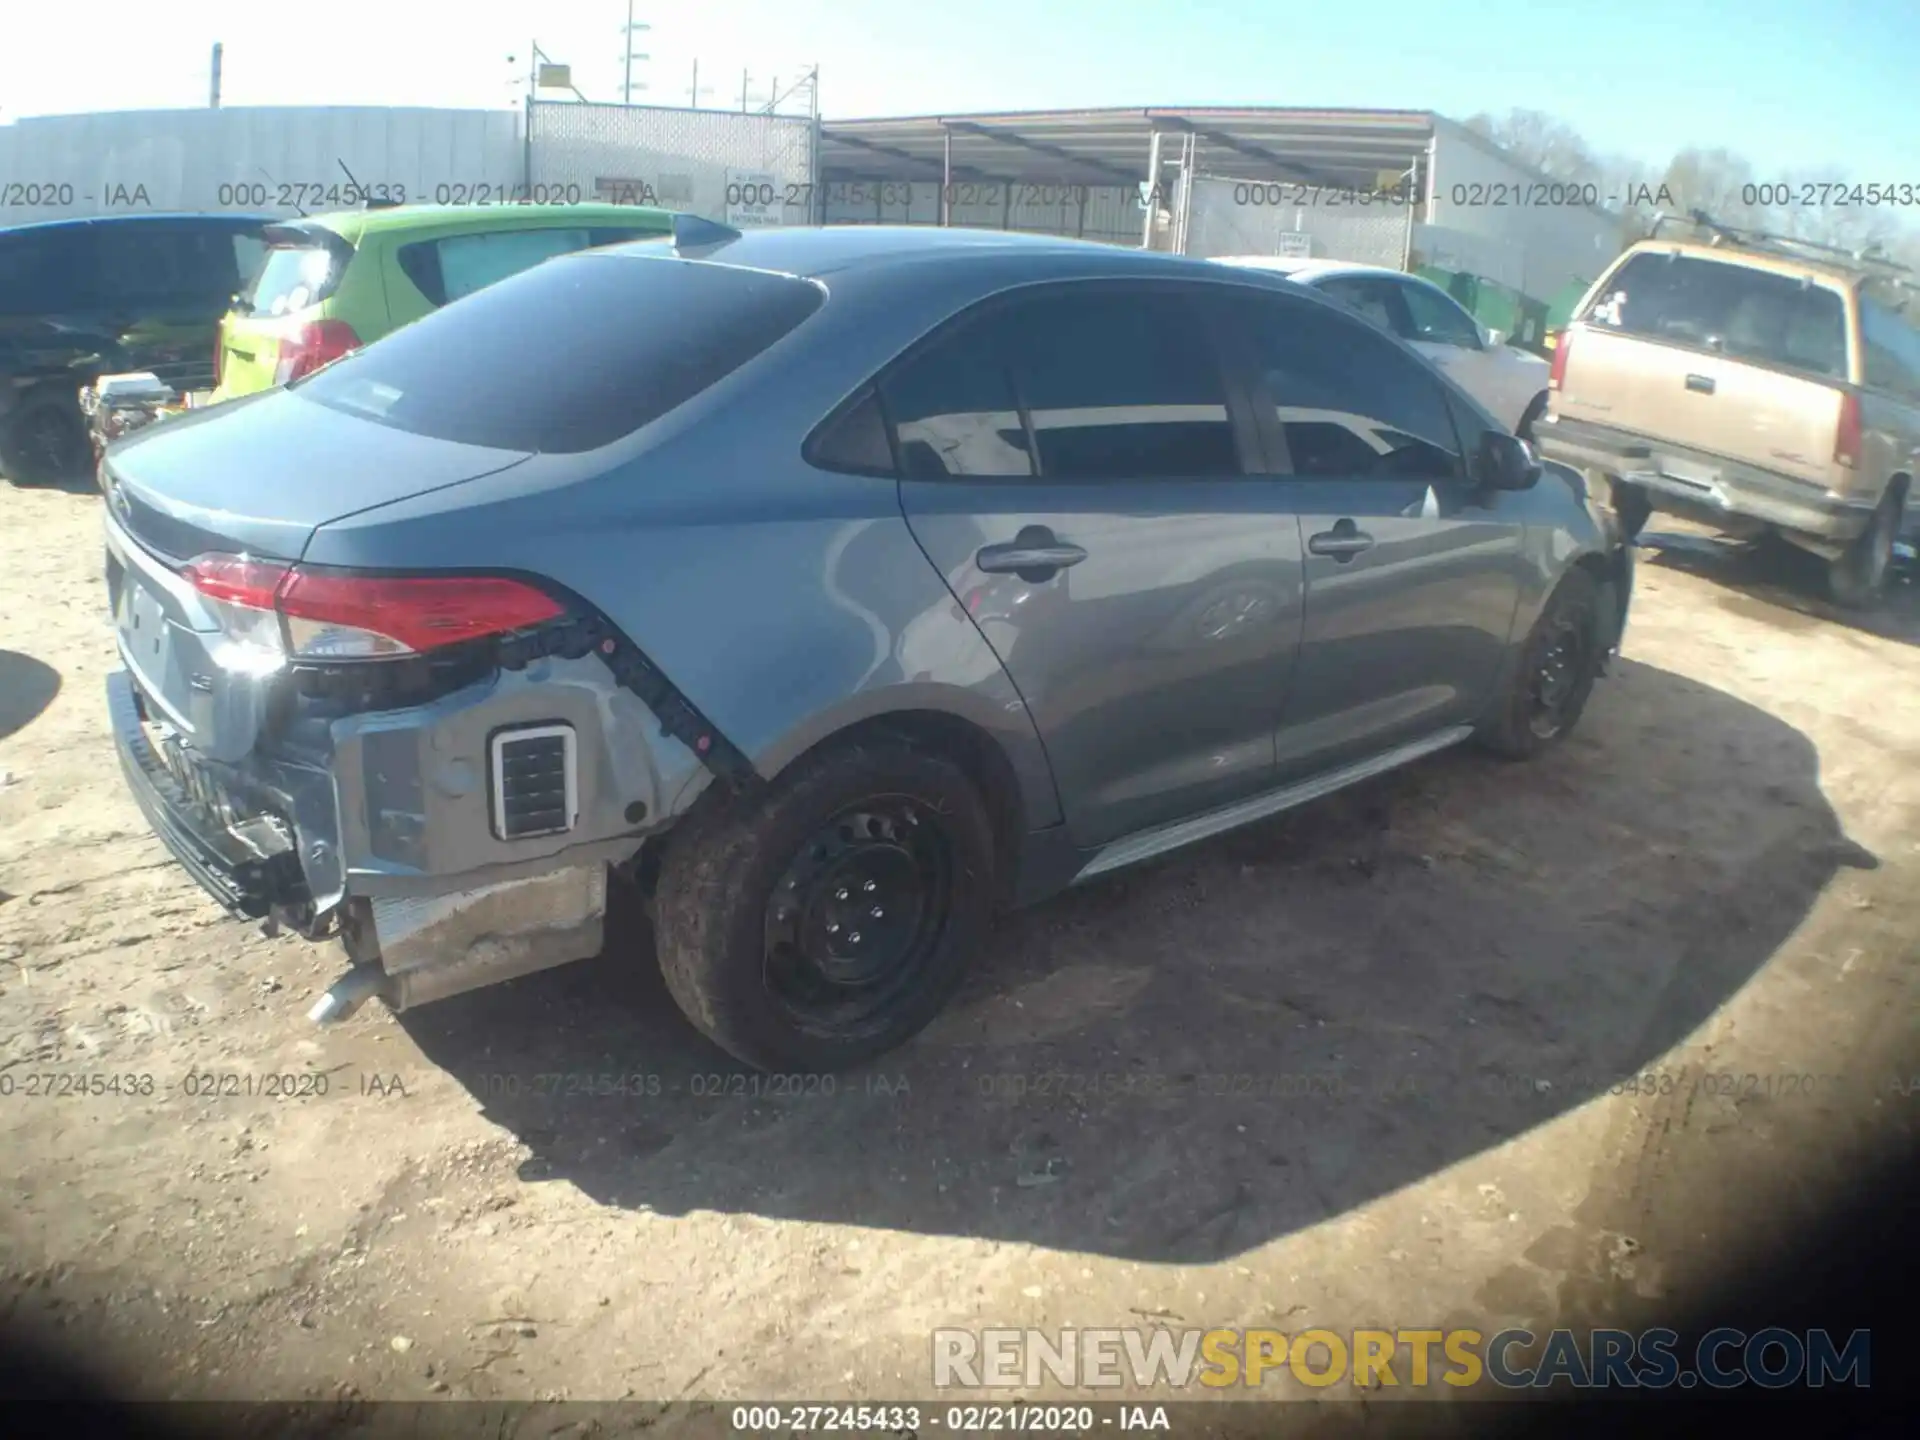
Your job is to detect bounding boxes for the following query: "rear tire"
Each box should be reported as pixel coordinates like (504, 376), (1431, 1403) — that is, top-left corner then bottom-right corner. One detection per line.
(1476, 567), (1603, 761)
(0, 391), (90, 486)
(652, 736), (996, 1072)
(1827, 489), (1903, 610)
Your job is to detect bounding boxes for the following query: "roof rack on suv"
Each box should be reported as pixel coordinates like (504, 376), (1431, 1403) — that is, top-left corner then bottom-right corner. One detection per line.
(1648, 208), (1920, 282)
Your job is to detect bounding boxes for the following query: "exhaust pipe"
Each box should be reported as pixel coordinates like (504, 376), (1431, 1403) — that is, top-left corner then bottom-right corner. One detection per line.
(308, 964), (390, 1025)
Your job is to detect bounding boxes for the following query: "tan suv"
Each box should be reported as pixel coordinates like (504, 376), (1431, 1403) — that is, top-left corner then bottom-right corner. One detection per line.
(1532, 215), (1918, 606)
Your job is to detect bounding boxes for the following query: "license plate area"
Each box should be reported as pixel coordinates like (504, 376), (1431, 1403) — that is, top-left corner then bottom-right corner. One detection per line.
(132, 676), (249, 828)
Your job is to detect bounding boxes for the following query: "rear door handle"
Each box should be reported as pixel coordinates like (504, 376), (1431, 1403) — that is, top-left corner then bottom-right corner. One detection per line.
(1685, 374), (1715, 394)
(976, 525), (1088, 581)
(1307, 520), (1375, 561)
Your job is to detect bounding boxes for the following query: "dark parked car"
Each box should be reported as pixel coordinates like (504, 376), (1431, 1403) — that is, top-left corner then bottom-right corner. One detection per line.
(100, 219), (1634, 1072)
(0, 212), (272, 483)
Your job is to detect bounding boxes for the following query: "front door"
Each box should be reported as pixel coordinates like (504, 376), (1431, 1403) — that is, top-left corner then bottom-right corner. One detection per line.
(889, 281), (1307, 850)
(1223, 288), (1528, 777)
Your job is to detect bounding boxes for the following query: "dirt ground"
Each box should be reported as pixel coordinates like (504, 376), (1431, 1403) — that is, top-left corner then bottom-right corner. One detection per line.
(2, 479), (1917, 1431)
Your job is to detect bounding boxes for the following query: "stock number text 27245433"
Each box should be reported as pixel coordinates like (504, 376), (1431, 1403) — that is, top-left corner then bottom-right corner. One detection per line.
(218, 181), (409, 208)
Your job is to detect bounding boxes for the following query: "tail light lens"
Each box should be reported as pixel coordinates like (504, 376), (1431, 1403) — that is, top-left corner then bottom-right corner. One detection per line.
(181, 555), (566, 662)
(273, 319), (362, 386)
(1548, 330), (1571, 391)
(1835, 391), (1863, 470)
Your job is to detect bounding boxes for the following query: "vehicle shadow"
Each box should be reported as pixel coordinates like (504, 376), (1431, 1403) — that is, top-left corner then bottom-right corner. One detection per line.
(1638, 528), (1920, 646)
(399, 656), (1870, 1263)
(0, 650), (62, 741)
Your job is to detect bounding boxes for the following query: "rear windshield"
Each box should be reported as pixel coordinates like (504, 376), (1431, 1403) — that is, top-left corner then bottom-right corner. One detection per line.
(246, 244), (347, 318)
(1583, 252), (1849, 378)
(293, 252), (825, 453)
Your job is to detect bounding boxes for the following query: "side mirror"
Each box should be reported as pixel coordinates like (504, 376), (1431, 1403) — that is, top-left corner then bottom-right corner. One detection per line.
(1484, 327), (1506, 349)
(1473, 429), (1540, 491)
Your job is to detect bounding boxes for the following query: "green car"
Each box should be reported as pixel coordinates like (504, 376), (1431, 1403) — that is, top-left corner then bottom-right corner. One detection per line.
(211, 203), (676, 401)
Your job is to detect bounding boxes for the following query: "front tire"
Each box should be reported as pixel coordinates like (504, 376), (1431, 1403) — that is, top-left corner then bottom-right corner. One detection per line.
(1827, 488), (1903, 610)
(653, 736), (996, 1072)
(1476, 567), (1603, 761)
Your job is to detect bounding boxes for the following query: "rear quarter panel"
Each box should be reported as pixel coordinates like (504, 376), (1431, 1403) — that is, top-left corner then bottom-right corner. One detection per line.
(298, 257), (1067, 833)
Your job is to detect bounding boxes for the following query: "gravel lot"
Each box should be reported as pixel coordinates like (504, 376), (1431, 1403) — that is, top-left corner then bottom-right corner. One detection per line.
(1, 479), (1916, 1430)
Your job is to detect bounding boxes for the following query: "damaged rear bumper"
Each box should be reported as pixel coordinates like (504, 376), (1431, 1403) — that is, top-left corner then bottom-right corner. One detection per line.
(106, 638), (716, 1020)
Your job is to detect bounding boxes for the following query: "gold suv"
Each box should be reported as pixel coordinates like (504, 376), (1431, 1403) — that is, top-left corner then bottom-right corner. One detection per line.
(1533, 214), (1917, 606)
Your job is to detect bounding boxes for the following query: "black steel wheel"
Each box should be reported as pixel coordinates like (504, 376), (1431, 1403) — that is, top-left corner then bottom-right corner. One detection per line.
(1527, 607), (1594, 741)
(654, 736), (995, 1072)
(1476, 566), (1603, 760)
(762, 799), (956, 1037)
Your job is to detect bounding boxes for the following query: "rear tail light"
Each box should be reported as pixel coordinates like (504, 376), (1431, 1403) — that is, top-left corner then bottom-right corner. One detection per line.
(1835, 390), (1863, 470)
(180, 555), (566, 662)
(273, 319), (362, 386)
(1548, 330), (1571, 391)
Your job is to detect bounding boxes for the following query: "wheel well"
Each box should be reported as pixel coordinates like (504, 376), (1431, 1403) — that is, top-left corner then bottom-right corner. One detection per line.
(840, 710), (1027, 905)
(643, 709), (1031, 911)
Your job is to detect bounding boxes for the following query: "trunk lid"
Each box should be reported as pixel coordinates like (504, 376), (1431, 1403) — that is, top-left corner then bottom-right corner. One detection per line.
(103, 388), (535, 563)
(1558, 249), (1852, 488)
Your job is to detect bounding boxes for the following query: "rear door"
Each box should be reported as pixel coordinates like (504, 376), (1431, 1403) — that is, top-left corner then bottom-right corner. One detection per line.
(1222, 288), (1527, 776)
(1557, 250), (1850, 485)
(890, 280), (1306, 850)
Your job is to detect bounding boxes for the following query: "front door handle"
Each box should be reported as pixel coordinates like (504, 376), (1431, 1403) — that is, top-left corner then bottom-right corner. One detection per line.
(1307, 519), (1375, 561)
(976, 525), (1088, 582)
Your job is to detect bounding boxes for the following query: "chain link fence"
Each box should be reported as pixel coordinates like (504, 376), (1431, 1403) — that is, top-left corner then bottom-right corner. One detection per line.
(526, 101), (816, 225)
(1178, 173), (1415, 267)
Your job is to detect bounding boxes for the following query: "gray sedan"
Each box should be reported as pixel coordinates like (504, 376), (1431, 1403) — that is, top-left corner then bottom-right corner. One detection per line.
(100, 218), (1634, 1071)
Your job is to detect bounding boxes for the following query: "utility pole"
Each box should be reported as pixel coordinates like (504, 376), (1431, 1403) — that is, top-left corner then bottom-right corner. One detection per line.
(740, 70), (751, 113)
(209, 42), (223, 109)
(621, 3), (650, 105)
(687, 60), (714, 108)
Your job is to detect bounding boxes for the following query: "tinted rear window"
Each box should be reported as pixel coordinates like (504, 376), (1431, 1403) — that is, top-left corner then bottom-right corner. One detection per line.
(294, 252), (824, 453)
(247, 244), (347, 318)
(1583, 252), (1848, 377)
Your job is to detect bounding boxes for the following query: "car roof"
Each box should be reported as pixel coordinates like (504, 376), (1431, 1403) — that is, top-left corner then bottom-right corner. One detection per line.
(1210, 255), (1403, 284)
(1614, 237), (1869, 288)
(0, 212), (274, 236)
(301, 202), (679, 243)
(594, 224), (1311, 283)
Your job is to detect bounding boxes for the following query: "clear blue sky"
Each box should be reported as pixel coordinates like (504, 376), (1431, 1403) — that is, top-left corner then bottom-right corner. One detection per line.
(3, 0), (1912, 179)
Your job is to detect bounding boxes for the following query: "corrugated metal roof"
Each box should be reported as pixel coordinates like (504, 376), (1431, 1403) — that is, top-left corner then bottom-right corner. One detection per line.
(820, 107), (1439, 191)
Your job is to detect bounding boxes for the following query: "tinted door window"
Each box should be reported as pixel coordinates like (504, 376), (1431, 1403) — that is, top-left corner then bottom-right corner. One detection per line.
(1859, 293), (1920, 399)
(1584, 252), (1848, 377)
(0, 229), (91, 314)
(398, 227), (601, 308)
(1397, 279), (1484, 349)
(94, 225), (182, 306)
(1315, 276), (1403, 336)
(1001, 287), (1240, 478)
(1235, 293), (1464, 480)
(878, 309), (1031, 478)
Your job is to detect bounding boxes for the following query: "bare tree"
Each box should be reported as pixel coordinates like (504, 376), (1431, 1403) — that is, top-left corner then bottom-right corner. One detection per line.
(1462, 109), (1597, 181)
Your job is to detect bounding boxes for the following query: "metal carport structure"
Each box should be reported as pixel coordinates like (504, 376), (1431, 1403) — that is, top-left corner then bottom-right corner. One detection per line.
(817, 106), (1441, 248)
